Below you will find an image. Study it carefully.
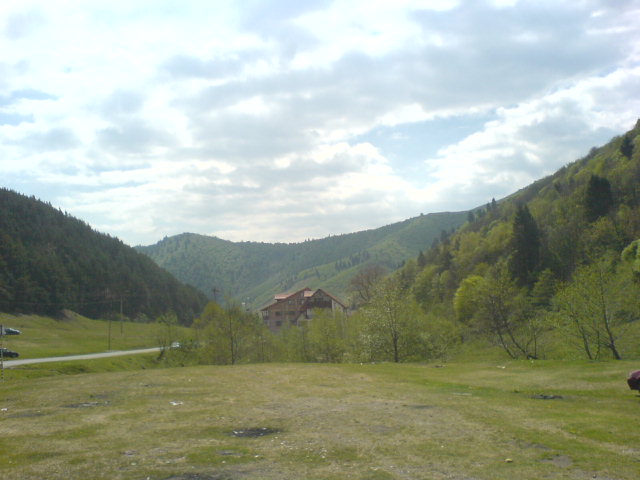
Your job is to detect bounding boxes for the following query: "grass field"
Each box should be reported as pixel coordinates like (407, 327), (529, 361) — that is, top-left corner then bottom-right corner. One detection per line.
(0, 312), (191, 358)
(1, 359), (639, 480)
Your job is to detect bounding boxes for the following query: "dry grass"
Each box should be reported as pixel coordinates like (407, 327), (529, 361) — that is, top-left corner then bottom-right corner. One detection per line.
(1, 360), (639, 479)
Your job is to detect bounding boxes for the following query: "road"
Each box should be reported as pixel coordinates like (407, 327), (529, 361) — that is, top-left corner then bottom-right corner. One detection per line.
(1, 347), (161, 368)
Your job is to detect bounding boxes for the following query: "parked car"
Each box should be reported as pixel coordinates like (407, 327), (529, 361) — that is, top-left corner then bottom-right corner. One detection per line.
(1, 327), (21, 335)
(628, 370), (640, 391)
(0, 348), (19, 358)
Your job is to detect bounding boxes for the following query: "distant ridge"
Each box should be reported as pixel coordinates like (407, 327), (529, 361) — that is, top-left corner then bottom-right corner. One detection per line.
(136, 210), (469, 308)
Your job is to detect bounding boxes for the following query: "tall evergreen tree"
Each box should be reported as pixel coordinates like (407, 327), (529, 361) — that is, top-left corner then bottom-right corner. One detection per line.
(620, 134), (633, 159)
(509, 204), (541, 286)
(584, 175), (614, 222)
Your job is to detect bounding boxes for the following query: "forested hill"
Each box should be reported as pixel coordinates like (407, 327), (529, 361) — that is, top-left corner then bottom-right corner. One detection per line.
(137, 210), (469, 308)
(0, 189), (208, 324)
(391, 120), (640, 360)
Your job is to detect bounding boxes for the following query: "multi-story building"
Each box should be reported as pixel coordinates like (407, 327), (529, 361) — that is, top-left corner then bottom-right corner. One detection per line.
(259, 287), (347, 332)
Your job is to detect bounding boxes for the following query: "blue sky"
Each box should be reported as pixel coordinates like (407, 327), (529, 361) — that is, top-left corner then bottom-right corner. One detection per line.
(1, 0), (639, 245)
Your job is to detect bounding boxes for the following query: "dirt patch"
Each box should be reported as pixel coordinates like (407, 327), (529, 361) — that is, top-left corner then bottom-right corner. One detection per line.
(543, 455), (573, 467)
(217, 450), (243, 456)
(63, 401), (109, 408)
(7, 411), (47, 418)
(406, 404), (436, 410)
(162, 475), (234, 480)
(230, 427), (281, 438)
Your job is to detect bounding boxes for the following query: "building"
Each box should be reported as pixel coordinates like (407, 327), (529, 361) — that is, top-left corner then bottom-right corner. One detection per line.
(259, 287), (347, 332)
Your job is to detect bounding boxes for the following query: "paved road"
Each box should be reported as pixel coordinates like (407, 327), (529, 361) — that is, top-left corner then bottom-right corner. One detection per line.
(1, 347), (161, 368)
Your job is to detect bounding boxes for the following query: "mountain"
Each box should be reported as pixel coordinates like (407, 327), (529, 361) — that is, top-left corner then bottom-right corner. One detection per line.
(0, 189), (208, 324)
(136, 210), (469, 308)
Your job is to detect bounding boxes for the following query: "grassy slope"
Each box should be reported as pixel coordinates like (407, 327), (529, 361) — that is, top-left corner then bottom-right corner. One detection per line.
(1, 360), (638, 480)
(0, 312), (191, 358)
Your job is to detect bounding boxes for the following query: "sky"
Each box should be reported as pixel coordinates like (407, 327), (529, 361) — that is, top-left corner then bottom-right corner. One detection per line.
(1, 0), (639, 246)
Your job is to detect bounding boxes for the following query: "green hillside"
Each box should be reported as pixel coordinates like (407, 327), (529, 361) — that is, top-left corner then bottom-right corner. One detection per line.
(0, 189), (208, 324)
(137, 210), (469, 308)
(393, 119), (640, 360)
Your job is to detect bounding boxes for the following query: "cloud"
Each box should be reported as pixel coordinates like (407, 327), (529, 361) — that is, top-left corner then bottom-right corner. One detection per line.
(3, 10), (45, 40)
(422, 66), (640, 210)
(0, 112), (33, 125)
(15, 127), (80, 152)
(0, 88), (56, 107)
(161, 54), (250, 80)
(100, 89), (146, 117)
(0, 0), (638, 245)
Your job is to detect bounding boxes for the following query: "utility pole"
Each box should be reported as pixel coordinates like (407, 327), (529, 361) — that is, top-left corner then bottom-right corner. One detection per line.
(120, 293), (124, 334)
(212, 287), (219, 303)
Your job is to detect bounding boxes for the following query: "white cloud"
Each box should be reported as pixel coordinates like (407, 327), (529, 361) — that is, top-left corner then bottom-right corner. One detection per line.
(0, 0), (639, 245)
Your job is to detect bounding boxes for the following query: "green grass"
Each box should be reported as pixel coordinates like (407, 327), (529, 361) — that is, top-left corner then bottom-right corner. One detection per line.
(1, 360), (639, 479)
(0, 312), (191, 358)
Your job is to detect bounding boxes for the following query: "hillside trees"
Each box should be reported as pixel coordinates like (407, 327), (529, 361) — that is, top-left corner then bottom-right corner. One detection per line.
(0, 188), (208, 322)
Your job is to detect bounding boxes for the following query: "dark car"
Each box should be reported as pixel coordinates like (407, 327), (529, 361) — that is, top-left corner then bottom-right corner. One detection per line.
(627, 370), (640, 391)
(0, 327), (21, 336)
(0, 347), (19, 358)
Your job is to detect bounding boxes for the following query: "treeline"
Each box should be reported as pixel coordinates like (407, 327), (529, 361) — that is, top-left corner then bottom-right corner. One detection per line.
(165, 298), (455, 365)
(0, 189), (208, 324)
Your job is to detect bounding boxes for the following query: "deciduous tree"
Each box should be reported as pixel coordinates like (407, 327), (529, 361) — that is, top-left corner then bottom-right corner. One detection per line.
(454, 264), (540, 359)
(554, 259), (637, 360)
(362, 279), (414, 362)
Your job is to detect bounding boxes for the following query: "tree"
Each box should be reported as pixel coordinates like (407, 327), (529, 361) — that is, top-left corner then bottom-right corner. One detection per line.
(530, 269), (557, 308)
(453, 275), (485, 323)
(307, 309), (346, 362)
(621, 238), (640, 281)
(620, 134), (634, 159)
(361, 277), (428, 362)
(348, 264), (387, 307)
(509, 204), (541, 286)
(417, 250), (427, 268)
(196, 301), (258, 364)
(467, 211), (475, 223)
(554, 259), (637, 360)
(156, 311), (178, 359)
(584, 175), (614, 223)
(454, 264), (540, 359)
